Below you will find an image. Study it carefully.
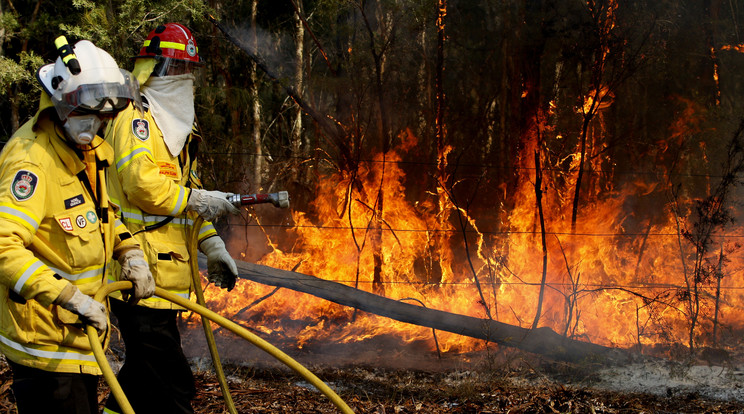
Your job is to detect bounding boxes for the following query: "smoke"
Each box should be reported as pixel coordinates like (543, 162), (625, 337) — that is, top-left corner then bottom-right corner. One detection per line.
(225, 22), (297, 82)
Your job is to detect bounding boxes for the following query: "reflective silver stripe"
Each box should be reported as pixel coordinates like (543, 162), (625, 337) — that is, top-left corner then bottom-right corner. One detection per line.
(0, 333), (97, 363)
(119, 210), (146, 224)
(14, 260), (44, 293)
(120, 211), (193, 227)
(116, 147), (151, 172)
(169, 187), (187, 216)
(0, 205), (40, 231)
(198, 223), (215, 237)
(49, 266), (104, 283)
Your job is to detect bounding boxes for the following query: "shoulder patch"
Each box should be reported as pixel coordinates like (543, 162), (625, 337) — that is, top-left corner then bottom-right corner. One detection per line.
(11, 170), (38, 202)
(132, 119), (150, 141)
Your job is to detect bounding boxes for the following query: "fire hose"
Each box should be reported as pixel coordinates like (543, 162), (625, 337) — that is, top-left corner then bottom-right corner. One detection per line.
(86, 191), (354, 414)
(192, 191), (288, 413)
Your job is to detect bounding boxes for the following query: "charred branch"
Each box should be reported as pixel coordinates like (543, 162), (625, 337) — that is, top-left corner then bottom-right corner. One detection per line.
(201, 255), (634, 365)
(532, 149), (548, 330)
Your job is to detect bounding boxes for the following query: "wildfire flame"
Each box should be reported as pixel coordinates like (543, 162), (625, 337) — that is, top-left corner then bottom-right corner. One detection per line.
(200, 93), (744, 358)
(199, 8), (744, 354)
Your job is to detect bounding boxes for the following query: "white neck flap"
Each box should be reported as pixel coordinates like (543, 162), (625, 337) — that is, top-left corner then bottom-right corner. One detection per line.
(142, 74), (195, 157)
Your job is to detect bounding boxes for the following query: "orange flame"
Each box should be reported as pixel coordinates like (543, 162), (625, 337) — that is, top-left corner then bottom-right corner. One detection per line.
(201, 98), (744, 357)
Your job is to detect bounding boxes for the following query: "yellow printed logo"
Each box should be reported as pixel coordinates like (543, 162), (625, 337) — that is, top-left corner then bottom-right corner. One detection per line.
(157, 162), (178, 178)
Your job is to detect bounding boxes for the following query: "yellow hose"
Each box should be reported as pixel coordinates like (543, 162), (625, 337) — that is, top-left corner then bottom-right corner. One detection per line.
(87, 281), (354, 414)
(189, 217), (237, 414)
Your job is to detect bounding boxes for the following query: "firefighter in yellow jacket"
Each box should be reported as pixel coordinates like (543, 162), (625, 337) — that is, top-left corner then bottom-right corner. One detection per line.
(104, 23), (239, 414)
(0, 38), (155, 413)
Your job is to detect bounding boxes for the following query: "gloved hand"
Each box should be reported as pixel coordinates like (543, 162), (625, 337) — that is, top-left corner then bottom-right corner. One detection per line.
(186, 189), (239, 222)
(118, 248), (155, 305)
(199, 236), (237, 291)
(53, 284), (107, 334)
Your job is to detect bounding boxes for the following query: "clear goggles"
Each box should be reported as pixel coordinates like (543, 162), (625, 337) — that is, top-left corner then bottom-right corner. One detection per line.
(152, 57), (202, 77)
(52, 70), (141, 119)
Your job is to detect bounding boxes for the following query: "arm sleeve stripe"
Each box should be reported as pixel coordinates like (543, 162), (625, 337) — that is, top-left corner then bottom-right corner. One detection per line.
(168, 186), (187, 216)
(0, 333), (98, 363)
(116, 146), (152, 172)
(0, 204), (40, 232)
(14, 260), (45, 293)
(198, 223), (216, 238)
(49, 265), (104, 285)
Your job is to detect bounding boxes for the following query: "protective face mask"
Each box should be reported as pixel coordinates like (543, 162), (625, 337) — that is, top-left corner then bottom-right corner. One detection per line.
(63, 114), (102, 145)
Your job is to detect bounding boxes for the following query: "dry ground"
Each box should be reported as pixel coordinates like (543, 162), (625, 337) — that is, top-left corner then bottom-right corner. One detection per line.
(185, 363), (744, 413)
(0, 328), (742, 413)
(0, 359), (739, 413)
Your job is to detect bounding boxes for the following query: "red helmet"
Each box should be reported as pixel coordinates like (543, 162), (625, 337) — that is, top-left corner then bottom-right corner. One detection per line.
(134, 23), (203, 76)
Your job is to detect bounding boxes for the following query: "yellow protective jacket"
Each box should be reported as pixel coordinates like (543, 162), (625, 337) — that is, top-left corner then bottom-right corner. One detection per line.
(0, 98), (139, 374)
(106, 98), (217, 310)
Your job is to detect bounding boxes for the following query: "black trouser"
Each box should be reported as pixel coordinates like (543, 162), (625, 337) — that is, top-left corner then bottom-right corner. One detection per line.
(104, 298), (196, 414)
(8, 359), (99, 414)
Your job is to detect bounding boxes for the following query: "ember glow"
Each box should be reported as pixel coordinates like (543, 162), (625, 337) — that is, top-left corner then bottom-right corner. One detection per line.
(201, 102), (744, 356)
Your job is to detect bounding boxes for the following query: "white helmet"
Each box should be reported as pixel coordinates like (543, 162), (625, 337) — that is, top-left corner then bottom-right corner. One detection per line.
(37, 38), (141, 120)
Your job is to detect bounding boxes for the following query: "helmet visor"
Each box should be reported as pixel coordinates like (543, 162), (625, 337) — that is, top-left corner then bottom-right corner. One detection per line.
(152, 56), (202, 77)
(52, 69), (141, 119)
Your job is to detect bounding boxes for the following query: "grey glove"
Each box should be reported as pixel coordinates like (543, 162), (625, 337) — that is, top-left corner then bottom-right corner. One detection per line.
(118, 248), (155, 305)
(186, 189), (239, 221)
(200, 236), (237, 291)
(53, 284), (107, 334)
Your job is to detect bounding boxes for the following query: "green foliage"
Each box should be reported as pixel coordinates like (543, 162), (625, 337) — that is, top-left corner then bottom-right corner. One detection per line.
(0, 0), (212, 136)
(0, 52), (42, 92)
(0, 9), (20, 33)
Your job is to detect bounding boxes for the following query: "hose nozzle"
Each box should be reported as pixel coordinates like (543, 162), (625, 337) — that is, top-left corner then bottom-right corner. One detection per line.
(229, 191), (289, 208)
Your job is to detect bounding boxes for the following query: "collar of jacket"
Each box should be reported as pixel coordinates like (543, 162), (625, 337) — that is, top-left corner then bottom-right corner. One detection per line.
(30, 93), (54, 129)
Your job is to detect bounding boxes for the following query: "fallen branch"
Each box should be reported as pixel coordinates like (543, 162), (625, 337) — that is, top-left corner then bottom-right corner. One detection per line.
(199, 255), (633, 365)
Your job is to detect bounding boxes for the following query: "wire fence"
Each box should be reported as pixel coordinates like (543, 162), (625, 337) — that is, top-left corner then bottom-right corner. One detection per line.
(205, 151), (744, 294)
(203, 150), (742, 180)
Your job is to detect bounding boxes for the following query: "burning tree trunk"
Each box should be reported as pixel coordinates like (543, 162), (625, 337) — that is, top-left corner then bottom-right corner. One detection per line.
(359, 2), (394, 295)
(713, 244), (723, 347)
(249, 0), (263, 190)
(290, 0), (305, 183)
(531, 150), (548, 329)
(570, 1), (617, 232)
(201, 255), (632, 365)
(431, 0), (449, 286)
